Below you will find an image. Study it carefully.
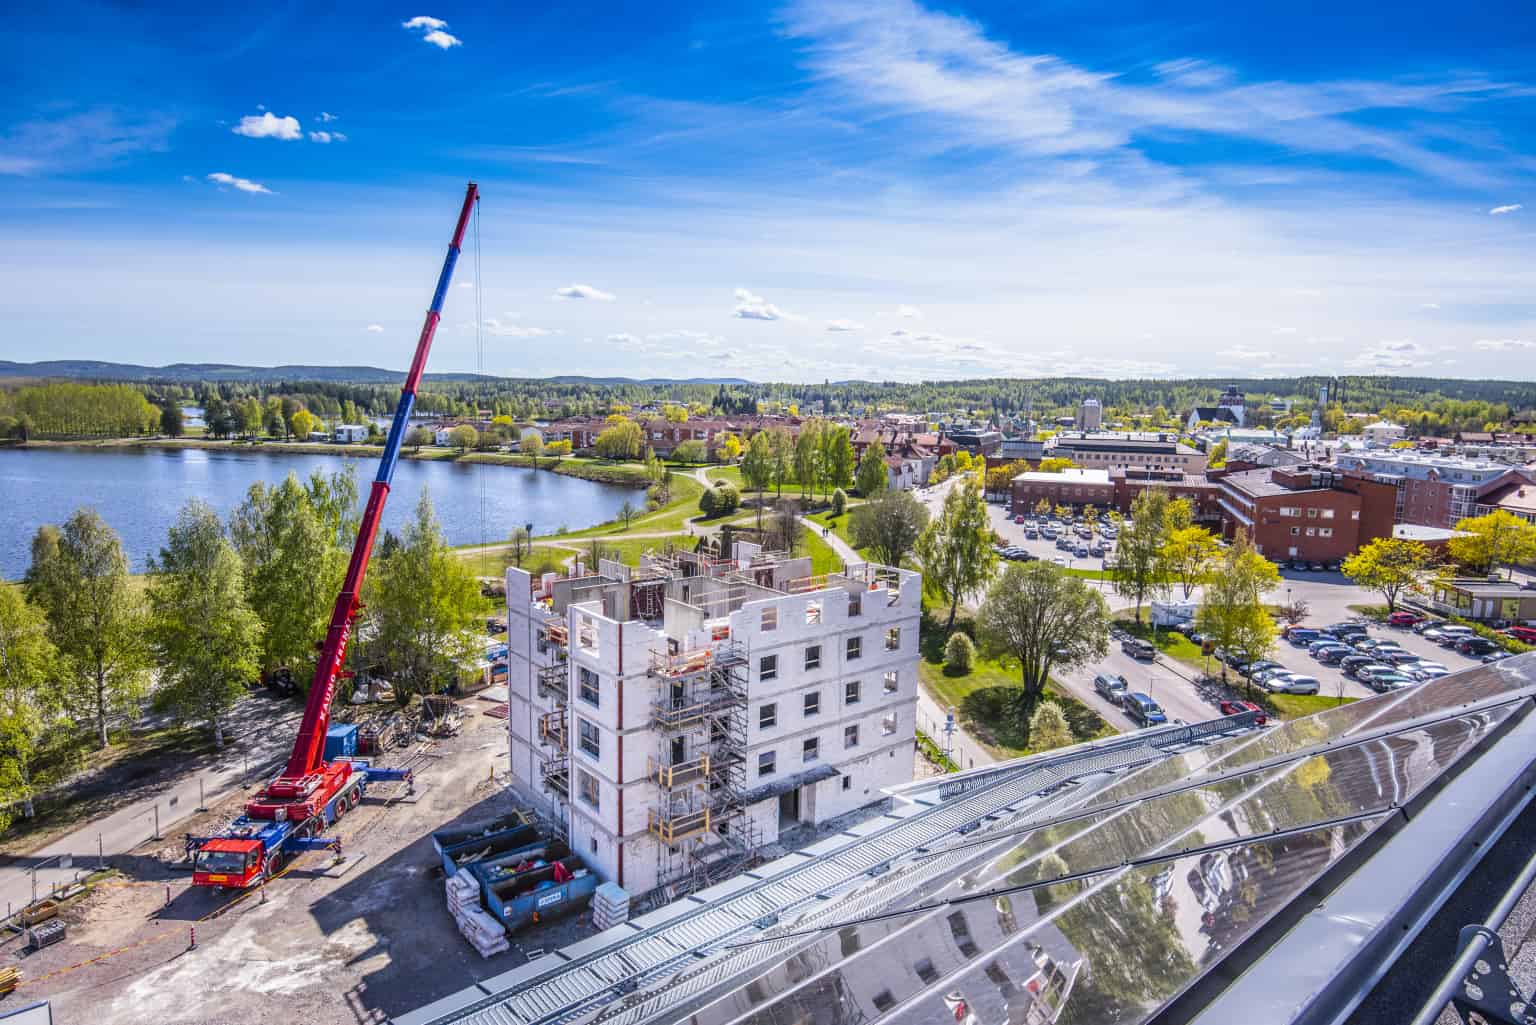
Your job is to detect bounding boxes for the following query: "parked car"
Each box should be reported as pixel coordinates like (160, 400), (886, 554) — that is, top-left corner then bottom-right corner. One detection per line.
(1013, 514), (1026, 524)
(1093, 673), (1130, 705)
(1324, 559), (1342, 572)
(1504, 626), (1536, 645)
(1457, 636), (1502, 657)
(1484, 651), (1514, 663)
(1388, 611), (1425, 628)
(1251, 667), (1292, 686)
(1322, 623), (1369, 639)
(1308, 562), (1325, 572)
(1024, 527), (1039, 539)
(1356, 664), (1401, 687)
(1124, 692), (1168, 727)
(1412, 619), (1442, 634)
(1122, 637), (1156, 660)
(1219, 699), (1268, 726)
(1434, 627), (1476, 648)
(1075, 544), (1091, 558)
(1405, 663), (1449, 681)
(1286, 628), (1321, 646)
(1340, 657), (1382, 679)
(1264, 673), (1321, 695)
(1242, 659), (1284, 677)
(1381, 649), (1423, 666)
(1366, 672), (1415, 692)
(1315, 647), (1354, 665)
(1309, 639), (1351, 656)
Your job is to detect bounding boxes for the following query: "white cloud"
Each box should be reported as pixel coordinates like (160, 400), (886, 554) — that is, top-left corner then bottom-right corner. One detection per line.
(553, 283), (615, 301)
(1490, 203), (1523, 215)
(1350, 339), (1430, 370)
(365, 324), (384, 333)
(318, 112), (338, 122)
(308, 131), (347, 143)
(403, 15), (462, 48)
(894, 304), (922, 318)
(1474, 338), (1534, 351)
(232, 112), (301, 141)
(1272, 326), (1298, 335)
(458, 281), (474, 288)
(1217, 346), (1277, 360)
(205, 172), (272, 194)
(826, 318), (864, 332)
(733, 287), (797, 321)
(482, 318), (552, 338)
(1420, 302), (1441, 310)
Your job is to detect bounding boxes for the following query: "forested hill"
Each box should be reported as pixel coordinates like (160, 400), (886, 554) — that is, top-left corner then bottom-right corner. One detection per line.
(0, 361), (753, 387)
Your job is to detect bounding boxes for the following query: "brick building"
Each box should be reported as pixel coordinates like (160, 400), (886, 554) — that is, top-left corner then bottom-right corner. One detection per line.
(1010, 468), (1114, 513)
(1112, 469), (1223, 523)
(1216, 465), (1397, 561)
(1333, 451), (1533, 529)
(1047, 432), (1207, 474)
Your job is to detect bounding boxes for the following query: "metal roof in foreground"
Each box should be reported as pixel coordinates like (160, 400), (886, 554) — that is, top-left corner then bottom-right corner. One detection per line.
(394, 653), (1536, 1025)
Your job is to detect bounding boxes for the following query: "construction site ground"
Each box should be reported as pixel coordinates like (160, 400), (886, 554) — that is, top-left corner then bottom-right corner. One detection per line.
(2, 696), (541, 1025)
(4, 706), (941, 1025)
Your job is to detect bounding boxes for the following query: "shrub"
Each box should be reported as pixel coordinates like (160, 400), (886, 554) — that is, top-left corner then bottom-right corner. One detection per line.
(699, 481), (740, 518)
(672, 439), (709, 464)
(944, 631), (975, 673)
(1029, 701), (1074, 752)
(831, 487), (848, 517)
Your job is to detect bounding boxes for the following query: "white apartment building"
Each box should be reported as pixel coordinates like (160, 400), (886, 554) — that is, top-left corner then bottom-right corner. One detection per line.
(505, 540), (921, 900)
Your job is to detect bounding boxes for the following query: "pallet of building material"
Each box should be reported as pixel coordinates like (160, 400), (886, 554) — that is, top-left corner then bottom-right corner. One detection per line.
(27, 918), (67, 950)
(591, 881), (631, 929)
(445, 874), (482, 911)
(452, 906), (510, 958)
(0, 965), (19, 994)
(482, 703), (509, 720)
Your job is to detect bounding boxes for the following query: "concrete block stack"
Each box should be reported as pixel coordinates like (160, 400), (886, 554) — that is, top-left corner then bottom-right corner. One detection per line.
(446, 874), (510, 957)
(591, 882), (630, 930)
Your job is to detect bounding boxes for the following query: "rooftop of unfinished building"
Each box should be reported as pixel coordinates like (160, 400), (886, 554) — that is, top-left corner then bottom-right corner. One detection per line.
(510, 539), (919, 642)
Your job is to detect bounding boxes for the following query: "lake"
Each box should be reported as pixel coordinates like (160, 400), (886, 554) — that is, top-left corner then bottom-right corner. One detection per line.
(0, 447), (638, 578)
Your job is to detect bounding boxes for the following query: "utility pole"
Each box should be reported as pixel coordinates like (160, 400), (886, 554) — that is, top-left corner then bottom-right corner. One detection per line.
(943, 710), (957, 772)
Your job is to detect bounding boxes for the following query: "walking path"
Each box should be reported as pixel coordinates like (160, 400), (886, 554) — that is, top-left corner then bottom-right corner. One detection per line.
(0, 701), (299, 918)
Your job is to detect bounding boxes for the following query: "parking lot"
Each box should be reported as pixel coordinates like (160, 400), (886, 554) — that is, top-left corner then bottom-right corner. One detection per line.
(986, 501), (1116, 572)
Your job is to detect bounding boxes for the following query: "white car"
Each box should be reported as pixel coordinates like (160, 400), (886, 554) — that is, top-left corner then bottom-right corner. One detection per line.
(1404, 662), (1449, 681)
(1262, 673), (1321, 695)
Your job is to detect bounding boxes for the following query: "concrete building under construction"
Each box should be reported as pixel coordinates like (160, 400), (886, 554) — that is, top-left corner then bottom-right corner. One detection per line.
(504, 540), (921, 901)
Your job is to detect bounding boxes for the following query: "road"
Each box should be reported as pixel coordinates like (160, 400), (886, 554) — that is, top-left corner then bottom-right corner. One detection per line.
(0, 699), (300, 918)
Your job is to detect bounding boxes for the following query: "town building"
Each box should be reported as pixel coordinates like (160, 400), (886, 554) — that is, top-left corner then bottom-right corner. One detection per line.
(1426, 577), (1536, 623)
(1476, 479), (1536, 524)
(1010, 467), (1113, 513)
(1047, 431), (1207, 474)
(333, 423), (369, 444)
(1186, 385), (1247, 431)
(1075, 398), (1103, 431)
(1362, 421), (1406, 447)
(1334, 451), (1535, 529)
(942, 426), (1003, 456)
(504, 541), (921, 900)
(1112, 468), (1223, 523)
(1215, 464), (1396, 561)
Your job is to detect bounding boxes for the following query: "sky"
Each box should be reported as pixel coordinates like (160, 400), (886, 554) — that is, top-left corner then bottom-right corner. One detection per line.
(2, 1), (1534, 384)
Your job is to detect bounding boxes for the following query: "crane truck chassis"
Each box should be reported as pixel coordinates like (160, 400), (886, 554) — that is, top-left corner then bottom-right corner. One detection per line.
(187, 181), (479, 890)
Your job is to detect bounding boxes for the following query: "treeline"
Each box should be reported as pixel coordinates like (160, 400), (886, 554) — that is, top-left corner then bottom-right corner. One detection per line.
(0, 474), (488, 832)
(0, 382), (161, 439)
(4, 374), (1536, 441)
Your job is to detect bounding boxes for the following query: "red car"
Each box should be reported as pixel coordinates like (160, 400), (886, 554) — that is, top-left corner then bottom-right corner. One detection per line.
(1220, 699), (1268, 726)
(1388, 611), (1423, 627)
(1505, 626), (1536, 645)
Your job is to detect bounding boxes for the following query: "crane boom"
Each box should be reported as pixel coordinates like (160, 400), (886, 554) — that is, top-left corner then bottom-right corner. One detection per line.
(251, 182), (478, 816)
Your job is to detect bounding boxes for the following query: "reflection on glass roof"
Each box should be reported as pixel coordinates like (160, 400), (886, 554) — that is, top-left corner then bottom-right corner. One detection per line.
(669, 707), (1513, 1025)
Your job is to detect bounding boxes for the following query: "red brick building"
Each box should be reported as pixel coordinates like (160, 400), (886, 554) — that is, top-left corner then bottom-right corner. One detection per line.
(1112, 470), (1223, 524)
(1216, 465), (1397, 561)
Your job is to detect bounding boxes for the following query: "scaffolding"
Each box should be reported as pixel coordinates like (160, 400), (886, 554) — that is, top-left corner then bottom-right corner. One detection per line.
(646, 640), (758, 899)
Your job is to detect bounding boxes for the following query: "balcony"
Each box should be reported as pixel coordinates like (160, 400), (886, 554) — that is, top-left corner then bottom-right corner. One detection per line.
(648, 807), (711, 845)
(537, 662), (567, 701)
(540, 756), (569, 797)
(538, 709), (567, 749)
(650, 755), (711, 790)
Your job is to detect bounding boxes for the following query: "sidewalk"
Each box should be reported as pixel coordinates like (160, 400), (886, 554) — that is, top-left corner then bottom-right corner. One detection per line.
(915, 686), (995, 772)
(0, 703), (298, 918)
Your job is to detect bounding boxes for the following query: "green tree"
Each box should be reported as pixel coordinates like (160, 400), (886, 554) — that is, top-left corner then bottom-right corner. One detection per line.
(230, 470), (357, 683)
(1207, 438), (1229, 468)
(1342, 537), (1433, 612)
(449, 424), (479, 453)
(915, 480), (998, 630)
(672, 439), (709, 463)
(1161, 524), (1220, 601)
(146, 501), (262, 747)
(594, 419), (643, 460)
(521, 433), (544, 466)
(848, 489), (929, 568)
(545, 439), (572, 462)
(1110, 489), (1175, 622)
(769, 427), (794, 497)
(405, 426), (432, 451)
(159, 402), (185, 437)
(290, 408), (318, 441)
(1449, 510), (1536, 577)
(1036, 456), (1075, 473)
(825, 425), (855, 495)
(794, 420), (823, 499)
(855, 439), (888, 497)
(0, 585), (60, 824)
(24, 511), (149, 748)
(617, 498), (639, 529)
(1194, 531), (1280, 682)
(364, 491), (488, 701)
(1028, 701), (1074, 752)
(830, 487), (848, 517)
(740, 430), (775, 528)
(239, 397), (264, 439)
(976, 562), (1109, 744)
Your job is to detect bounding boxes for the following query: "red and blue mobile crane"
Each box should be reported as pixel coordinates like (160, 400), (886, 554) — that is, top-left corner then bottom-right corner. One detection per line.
(188, 182), (480, 890)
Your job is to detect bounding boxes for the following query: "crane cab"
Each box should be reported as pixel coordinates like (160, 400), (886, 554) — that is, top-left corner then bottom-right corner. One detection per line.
(192, 838), (267, 889)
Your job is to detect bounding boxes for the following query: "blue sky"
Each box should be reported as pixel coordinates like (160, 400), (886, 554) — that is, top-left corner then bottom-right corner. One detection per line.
(2, 1), (1534, 382)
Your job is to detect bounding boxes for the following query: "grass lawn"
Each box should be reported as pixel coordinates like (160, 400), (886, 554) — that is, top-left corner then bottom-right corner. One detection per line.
(1264, 693), (1360, 718)
(704, 465), (743, 486)
(800, 526), (842, 576)
(1115, 615), (1208, 673)
(917, 614), (1113, 758)
(806, 508), (862, 553)
(539, 473), (706, 540)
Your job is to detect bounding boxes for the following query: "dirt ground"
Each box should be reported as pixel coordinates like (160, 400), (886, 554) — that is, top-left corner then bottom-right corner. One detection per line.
(1, 696), (556, 1025)
(3, 723), (939, 1025)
